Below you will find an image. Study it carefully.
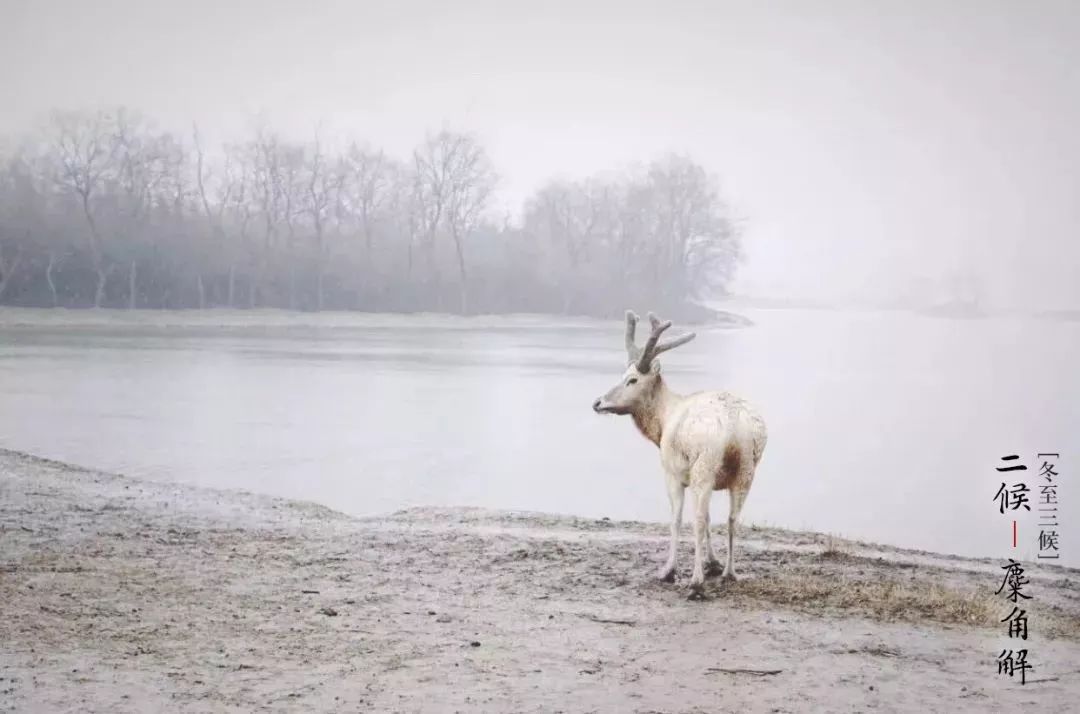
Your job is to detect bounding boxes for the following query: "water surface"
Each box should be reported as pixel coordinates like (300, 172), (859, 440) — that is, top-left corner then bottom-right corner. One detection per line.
(1, 307), (1076, 566)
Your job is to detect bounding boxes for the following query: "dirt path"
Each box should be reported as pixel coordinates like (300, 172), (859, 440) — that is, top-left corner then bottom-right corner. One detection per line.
(2, 449), (1079, 712)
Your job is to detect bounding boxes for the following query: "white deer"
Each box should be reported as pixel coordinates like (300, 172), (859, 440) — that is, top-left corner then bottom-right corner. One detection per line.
(592, 311), (767, 595)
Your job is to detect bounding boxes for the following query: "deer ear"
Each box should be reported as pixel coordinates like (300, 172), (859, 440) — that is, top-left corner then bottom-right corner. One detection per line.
(650, 361), (662, 375)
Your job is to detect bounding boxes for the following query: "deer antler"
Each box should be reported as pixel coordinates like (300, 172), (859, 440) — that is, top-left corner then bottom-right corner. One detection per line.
(624, 310), (642, 365)
(624, 310), (696, 372)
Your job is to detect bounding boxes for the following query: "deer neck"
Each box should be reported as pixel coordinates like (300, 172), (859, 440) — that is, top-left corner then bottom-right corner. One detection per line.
(631, 376), (679, 447)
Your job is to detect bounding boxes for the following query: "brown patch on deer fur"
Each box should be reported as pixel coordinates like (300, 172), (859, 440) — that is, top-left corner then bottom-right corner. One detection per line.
(715, 442), (742, 490)
(630, 376), (664, 446)
(631, 410), (663, 446)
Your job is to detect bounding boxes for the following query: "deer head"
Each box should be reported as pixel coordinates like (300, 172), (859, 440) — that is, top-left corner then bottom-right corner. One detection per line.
(592, 310), (696, 415)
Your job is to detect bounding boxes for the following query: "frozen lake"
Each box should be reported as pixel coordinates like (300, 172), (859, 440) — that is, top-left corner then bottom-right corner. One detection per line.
(1, 306), (1076, 566)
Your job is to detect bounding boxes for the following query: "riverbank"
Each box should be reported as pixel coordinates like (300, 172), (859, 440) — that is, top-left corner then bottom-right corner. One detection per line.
(0, 305), (751, 331)
(2, 448), (1079, 712)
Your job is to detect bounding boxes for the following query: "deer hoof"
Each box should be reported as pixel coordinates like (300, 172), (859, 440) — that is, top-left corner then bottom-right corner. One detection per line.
(705, 560), (724, 577)
(656, 567), (676, 583)
(686, 583), (707, 601)
(720, 569), (738, 583)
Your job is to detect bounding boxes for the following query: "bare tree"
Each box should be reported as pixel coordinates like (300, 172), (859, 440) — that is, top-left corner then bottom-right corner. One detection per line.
(646, 154), (740, 304)
(0, 151), (37, 303)
(0, 239), (23, 302)
(221, 143), (256, 308)
(339, 143), (394, 260)
(49, 109), (120, 307)
(412, 130), (496, 313)
(302, 133), (341, 310)
(525, 179), (601, 313)
(152, 132), (191, 308)
(381, 167), (423, 305)
(109, 110), (175, 309)
(247, 127), (302, 307)
(278, 143), (304, 309)
(193, 123), (233, 308)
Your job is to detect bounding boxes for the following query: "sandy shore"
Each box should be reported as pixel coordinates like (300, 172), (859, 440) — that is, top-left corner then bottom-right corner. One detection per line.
(2, 449), (1079, 712)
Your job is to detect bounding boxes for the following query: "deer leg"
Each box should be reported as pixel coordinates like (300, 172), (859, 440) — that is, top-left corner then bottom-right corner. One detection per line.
(658, 476), (684, 582)
(704, 504), (723, 577)
(723, 487), (749, 582)
(688, 485), (711, 592)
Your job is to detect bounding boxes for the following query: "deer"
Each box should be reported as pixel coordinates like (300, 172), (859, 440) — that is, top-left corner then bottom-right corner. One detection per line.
(592, 311), (767, 596)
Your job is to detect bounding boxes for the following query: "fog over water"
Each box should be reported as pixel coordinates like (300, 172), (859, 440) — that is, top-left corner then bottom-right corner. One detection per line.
(1, 307), (1076, 566)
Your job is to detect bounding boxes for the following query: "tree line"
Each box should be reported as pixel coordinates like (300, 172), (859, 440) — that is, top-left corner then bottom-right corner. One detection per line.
(0, 108), (742, 318)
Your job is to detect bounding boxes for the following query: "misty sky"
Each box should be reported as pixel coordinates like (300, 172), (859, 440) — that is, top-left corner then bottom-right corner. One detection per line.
(2, 0), (1077, 309)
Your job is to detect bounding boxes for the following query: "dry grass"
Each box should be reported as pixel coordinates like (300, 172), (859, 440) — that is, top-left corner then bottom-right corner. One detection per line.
(820, 533), (858, 561)
(729, 570), (1000, 629)
(735, 538), (1080, 640)
(1041, 608), (1080, 640)
(816, 532), (896, 563)
(717, 564), (1080, 641)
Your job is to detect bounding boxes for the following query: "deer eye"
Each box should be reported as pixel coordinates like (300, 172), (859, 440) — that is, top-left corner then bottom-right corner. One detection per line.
(627, 377), (638, 385)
